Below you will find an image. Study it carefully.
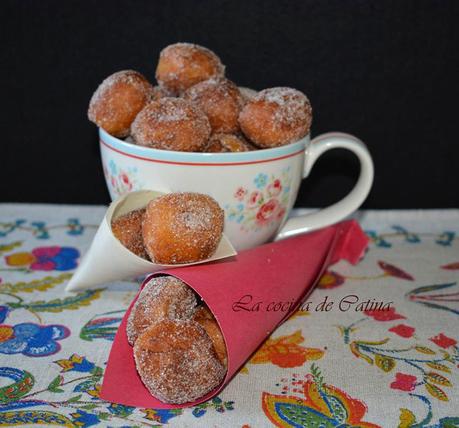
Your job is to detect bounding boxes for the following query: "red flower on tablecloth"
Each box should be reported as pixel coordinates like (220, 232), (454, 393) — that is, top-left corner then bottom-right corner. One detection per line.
(256, 199), (280, 226)
(390, 373), (417, 392)
(318, 270), (346, 289)
(441, 261), (459, 270)
(378, 261), (414, 281)
(388, 324), (415, 338)
(365, 307), (406, 322)
(250, 330), (323, 368)
(429, 333), (457, 349)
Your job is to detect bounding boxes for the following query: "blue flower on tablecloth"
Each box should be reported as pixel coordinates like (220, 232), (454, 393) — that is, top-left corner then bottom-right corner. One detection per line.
(108, 403), (135, 417)
(5, 246), (80, 271)
(0, 323), (70, 357)
(70, 409), (100, 427)
(0, 306), (8, 323)
(254, 173), (268, 189)
(141, 408), (183, 424)
(55, 354), (95, 372)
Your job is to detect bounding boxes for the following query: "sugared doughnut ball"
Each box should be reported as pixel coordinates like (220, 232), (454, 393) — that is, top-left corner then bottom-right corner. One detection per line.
(131, 98), (211, 152)
(151, 85), (173, 101)
(239, 87), (258, 104)
(204, 133), (255, 153)
(184, 78), (244, 134)
(126, 276), (197, 345)
(238, 87), (312, 148)
(156, 43), (225, 95)
(142, 193), (224, 264)
(134, 319), (226, 403)
(88, 70), (155, 138)
(193, 307), (227, 367)
(111, 208), (148, 259)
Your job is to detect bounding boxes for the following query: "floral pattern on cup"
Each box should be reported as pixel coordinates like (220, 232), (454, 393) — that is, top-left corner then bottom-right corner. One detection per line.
(103, 159), (142, 197)
(226, 168), (292, 232)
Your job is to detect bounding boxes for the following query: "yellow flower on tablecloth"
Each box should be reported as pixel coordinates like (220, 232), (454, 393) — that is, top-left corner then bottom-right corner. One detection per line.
(250, 330), (323, 368)
(5, 252), (36, 266)
(0, 325), (14, 342)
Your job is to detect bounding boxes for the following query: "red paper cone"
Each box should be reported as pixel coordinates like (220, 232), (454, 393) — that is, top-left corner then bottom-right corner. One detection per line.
(100, 220), (368, 408)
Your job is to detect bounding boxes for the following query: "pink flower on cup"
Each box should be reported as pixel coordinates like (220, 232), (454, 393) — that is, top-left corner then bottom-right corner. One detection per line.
(267, 179), (282, 197)
(234, 187), (247, 201)
(120, 172), (132, 191)
(256, 199), (280, 225)
(248, 191), (263, 208)
(276, 207), (286, 220)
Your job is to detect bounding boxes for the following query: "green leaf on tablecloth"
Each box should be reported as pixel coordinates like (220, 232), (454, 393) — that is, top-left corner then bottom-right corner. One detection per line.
(438, 417), (459, 427)
(1, 273), (72, 293)
(90, 366), (103, 378)
(426, 372), (452, 387)
(0, 241), (22, 254)
(375, 354), (396, 372)
(426, 362), (451, 373)
(81, 404), (98, 410)
(67, 394), (82, 403)
(8, 289), (103, 312)
(98, 412), (111, 421)
(47, 375), (64, 392)
(73, 379), (97, 393)
(0, 410), (74, 427)
(414, 346), (436, 355)
(425, 382), (449, 401)
(0, 368), (34, 404)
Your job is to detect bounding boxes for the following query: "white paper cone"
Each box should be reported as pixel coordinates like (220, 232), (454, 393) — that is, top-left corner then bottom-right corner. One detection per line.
(66, 190), (237, 291)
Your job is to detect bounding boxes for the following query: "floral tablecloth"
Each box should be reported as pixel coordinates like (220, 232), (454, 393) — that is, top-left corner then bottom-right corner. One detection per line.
(0, 204), (458, 427)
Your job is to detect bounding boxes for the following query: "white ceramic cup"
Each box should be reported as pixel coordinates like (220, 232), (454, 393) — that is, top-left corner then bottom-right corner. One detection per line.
(100, 128), (373, 250)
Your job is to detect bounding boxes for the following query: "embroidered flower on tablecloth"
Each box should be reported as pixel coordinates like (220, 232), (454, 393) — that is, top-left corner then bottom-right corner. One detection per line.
(55, 354), (95, 372)
(70, 409), (100, 427)
(0, 322), (70, 357)
(0, 306), (9, 323)
(378, 261), (414, 281)
(141, 408), (183, 424)
(390, 373), (417, 392)
(318, 270), (346, 289)
(5, 246), (80, 271)
(388, 324), (416, 338)
(364, 307), (406, 322)
(429, 333), (457, 349)
(441, 261), (459, 270)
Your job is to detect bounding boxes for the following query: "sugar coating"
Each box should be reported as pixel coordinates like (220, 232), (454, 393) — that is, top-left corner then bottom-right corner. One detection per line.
(183, 78), (244, 134)
(142, 192), (224, 264)
(134, 319), (226, 404)
(239, 87), (258, 104)
(239, 87), (313, 148)
(204, 133), (255, 153)
(126, 276), (197, 345)
(88, 70), (155, 138)
(156, 43), (225, 95)
(111, 208), (148, 259)
(131, 97), (211, 152)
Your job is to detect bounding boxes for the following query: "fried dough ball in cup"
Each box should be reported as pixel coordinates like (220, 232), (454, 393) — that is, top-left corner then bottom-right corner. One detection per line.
(88, 70), (155, 138)
(142, 193), (224, 264)
(156, 43), (225, 95)
(131, 98), (211, 152)
(239, 87), (312, 148)
(184, 78), (244, 134)
(193, 306), (227, 367)
(134, 319), (226, 403)
(150, 85), (173, 101)
(111, 208), (148, 259)
(126, 276), (197, 345)
(204, 133), (255, 153)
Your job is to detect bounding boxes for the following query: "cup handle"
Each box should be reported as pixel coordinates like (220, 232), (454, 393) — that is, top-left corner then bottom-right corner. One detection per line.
(276, 132), (374, 240)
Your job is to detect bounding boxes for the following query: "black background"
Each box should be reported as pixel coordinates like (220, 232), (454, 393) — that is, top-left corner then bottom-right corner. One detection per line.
(2, 1), (458, 208)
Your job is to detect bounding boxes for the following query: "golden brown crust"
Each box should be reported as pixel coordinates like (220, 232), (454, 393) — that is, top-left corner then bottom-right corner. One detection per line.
(239, 87), (312, 148)
(134, 319), (226, 403)
(204, 133), (255, 153)
(142, 192), (224, 264)
(156, 43), (225, 95)
(193, 307), (227, 367)
(111, 208), (148, 259)
(126, 276), (197, 345)
(183, 78), (244, 134)
(131, 97), (211, 152)
(88, 70), (155, 138)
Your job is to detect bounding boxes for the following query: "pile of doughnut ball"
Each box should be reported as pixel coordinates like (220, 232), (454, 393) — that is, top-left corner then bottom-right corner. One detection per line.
(111, 192), (224, 264)
(127, 275), (227, 404)
(88, 42), (313, 152)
